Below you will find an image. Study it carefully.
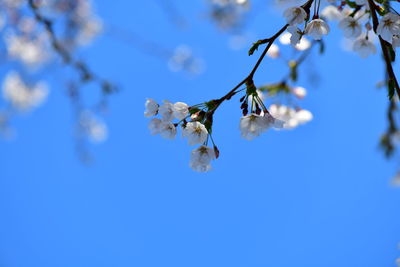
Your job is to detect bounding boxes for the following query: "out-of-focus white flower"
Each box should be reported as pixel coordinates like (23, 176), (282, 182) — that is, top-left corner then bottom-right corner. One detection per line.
(305, 18), (330, 40)
(295, 37), (311, 50)
(168, 45), (204, 75)
(321, 5), (343, 21)
(2, 71), (48, 111)
(295, 109), (313, 124)
(77, 17), (103, 45)
(391, 172), (400, 187)
(183, 121), (208, 145)
(292, 86), (307, 99)
(393, 35), (400, 48)
(283, 6), (307, 25)
(239, 113), (278, 140)
(144, 98), (159, 117)
(5, 32), (49, 66)
(279, 32), (291, 45)
(377, 13), (400, 43)
(267, 43), (280, 58)
(79, 111), (108, 143)
(269, 104), (312, 129)
(158, 100), (175, 121)
(190, 145), (215, 172)
(396, 258), (400, 267)
(148, 118), (162, 135)
(353, 37), (377, 58)
(159, 122), (177, 139)
(172, 102), (189, 120)
(339, 17), (362, 38)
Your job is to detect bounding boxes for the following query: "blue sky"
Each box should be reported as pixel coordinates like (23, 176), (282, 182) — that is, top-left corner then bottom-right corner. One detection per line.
(1, 1), (400, 266)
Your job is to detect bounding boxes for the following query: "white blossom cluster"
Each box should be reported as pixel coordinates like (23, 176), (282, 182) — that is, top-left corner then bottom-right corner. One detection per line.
(145, 99), (215, 172)
(168, 45), (205, 75)
(145, 93), (289, 171)
(321, 4), (400, 58)
(2, 71), (48, 112)
(283, 5), (330, 43)
(208, 0), (250, 30)
(78, 111), (108, 143)
(0, 0), (106, 142)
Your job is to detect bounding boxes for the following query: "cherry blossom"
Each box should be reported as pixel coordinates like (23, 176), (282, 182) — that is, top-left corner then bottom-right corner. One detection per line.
(305, 18), (330, 40)
(144, 98), (159, 117)
(283, 7), (307, 26)
(172, 102), (189, 120)
(376, 13), (400, 43)
(183, 121), (208, 145)
(189, 145), (215, 172)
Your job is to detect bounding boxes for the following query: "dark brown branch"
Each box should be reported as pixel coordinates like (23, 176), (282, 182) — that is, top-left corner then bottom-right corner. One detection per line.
(367, 0), (400, 99)
(28, 0), (115, 93)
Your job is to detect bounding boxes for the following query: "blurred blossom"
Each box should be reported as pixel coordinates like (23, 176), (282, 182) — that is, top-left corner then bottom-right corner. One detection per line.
(267, 43), (280, 58)
(321, 5), (343, 21)
(5, 31), (49, 66)
(168, 45), (205, 75)
(208, 0), (249, 30)
(2, 71), (48, 112)
(269, 104), (312, 129)
(391, 172), (400, 187)
(79, 111), (108, 143)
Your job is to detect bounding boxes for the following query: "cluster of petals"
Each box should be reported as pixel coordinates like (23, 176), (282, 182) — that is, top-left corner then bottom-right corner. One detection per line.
(305, 18), (330, 40)
(353, 37), (377, 58)
(339, 16), (362, 38)
(377, 13), (400, 44)
(2, 71), (48, 111)
(145, 98), (216, 172)
(79, 111), (108, 143)
(283, 7), (307, 26)
(190, 145), (216, 172)
(239, 113), (282, 140)
(269, 104), (313, 130)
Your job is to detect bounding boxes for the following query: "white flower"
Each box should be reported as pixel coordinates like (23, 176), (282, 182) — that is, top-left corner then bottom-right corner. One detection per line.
(79, 111), (108, 143)
(339, 17), (362, 38)
(305, 18), (330, 40)
(292, 86), (307, 99)
(283, 7), (307, 25)
(158, 100), (175, 121)
(295, 37), (311, 50)
(393, 35), (400, 48)
(279, 32), (291, 45)
(267, 43), (280, 58)
(239, 113), (278, 140)
(148, 118), (162, 135)
(5, 32), (49, 66)
(189, 145), (215, 172)
(159, 122), (177, 139)
(144, 98), (159, 117)
(2, 71), (48, 111)
(353, 37), (377, 58)
(376, 13), (400, 43)
(321, 5), (343, 21)
(295, 109), (313, 124)
(183, 121), (208, 145)
(287, 26), (303, 46)
(172, 102), (189, 120)
(269, 104), (312, 129)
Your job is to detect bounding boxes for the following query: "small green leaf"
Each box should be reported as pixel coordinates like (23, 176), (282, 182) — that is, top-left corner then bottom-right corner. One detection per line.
(248, 39), (268, 56)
